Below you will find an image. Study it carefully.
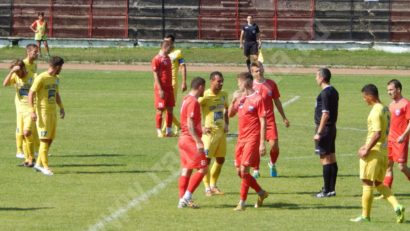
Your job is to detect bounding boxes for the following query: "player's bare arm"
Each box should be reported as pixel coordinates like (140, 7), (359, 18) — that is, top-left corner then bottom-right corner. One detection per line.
(228, 91), (242, 117)
(259, 117), (266, 156)
(56, 92), (65, 119)
(224, 107), (229, 133)
(257, 33), (261, 48)
(239, 30), (244, 48)
(30, 22), (37, 33)
(2, 66), (20, 86)
(188, 117), (203, 152)
(358, 131), (381, 158)
(398, 121), (410, 143)
(314, 111), (329, 141)
(152, 71), (164, 99)
(180, 64), (187, 92)
(274, 98), (290, 127)
(28, 90), (37, 121)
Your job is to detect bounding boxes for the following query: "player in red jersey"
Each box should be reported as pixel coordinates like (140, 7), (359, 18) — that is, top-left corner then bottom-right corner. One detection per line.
(177, 77), (208, 208)
(382, 79), (410, 189)
(228, 72), (268, 211)
(151, 41), (175, 137)
(251, 62), (289, 178)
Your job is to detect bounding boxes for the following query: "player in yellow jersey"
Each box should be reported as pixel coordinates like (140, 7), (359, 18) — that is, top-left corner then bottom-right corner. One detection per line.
(351, 84), (405, 223)
(23, 44), (40, 155)
(3, 60), (36, 167)
(199, 71), (229, 196)
(161, 34), (187, 135)
(30, 12), (50, 57)
(29, 56), (65, 176)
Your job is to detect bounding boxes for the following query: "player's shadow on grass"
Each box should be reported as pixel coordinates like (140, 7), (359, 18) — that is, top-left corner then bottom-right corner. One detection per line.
(264, 203), (361, 210)
(53, 163), (126, 168)
(352, 193), (410, 198)
(58, 170), (169, 174)
(53, 153), (135, 158)
(0, 207), (53, 211)
(278, 174), (357, 179)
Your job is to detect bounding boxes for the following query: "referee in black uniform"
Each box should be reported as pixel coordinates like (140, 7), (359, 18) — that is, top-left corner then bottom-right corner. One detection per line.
(239, 15), (261, 72)
(313, 68), (339, 198)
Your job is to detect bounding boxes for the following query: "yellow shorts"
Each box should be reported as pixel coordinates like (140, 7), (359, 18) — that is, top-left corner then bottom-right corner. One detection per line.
(16, 111), (35, 135)
(37, 110), (57, 140)
(360, 150), (388, 182)
(202, 128), (226, 158)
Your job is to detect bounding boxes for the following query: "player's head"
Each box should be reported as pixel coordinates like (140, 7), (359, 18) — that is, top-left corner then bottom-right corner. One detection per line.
(10, 59), (27, 78)
(190, 77), (206, 97)
(316, 68), (331, 85)
(209, 71), (224, 93)
(164, 34), (175, 43)
(48, 56), (64, 75)
(26, 43), (39, 60)
(251, 61), (264, 79)
(237, 72), (253, 91)
(38, 12), (44, 19)
(387, 79), (402, 100)
(247, 15), (253, 24)
(160, 40), (172, 54)
(361, 84), (380, 105)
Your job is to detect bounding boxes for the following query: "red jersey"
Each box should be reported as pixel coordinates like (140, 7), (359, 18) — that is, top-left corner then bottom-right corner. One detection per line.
(180, 94), (202, 138)
(235, 92), (266, 142)
(389, 97), (410, 141)
(151, 53), (172, 90)
(253, 79), (280, 119)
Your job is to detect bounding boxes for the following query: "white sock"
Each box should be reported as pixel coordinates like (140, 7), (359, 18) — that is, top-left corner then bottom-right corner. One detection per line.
(239, 200), (246, 206)
(183, 191), (192, 201)
(166, 127), (172, 134)
(205, 187), (211, 192)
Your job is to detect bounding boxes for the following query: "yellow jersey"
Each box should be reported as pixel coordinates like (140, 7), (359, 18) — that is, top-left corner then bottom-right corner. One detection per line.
(366, 103), (389, 152)
(30, 71), (60, 111)
(9, 73), (34, 113)
(168, 49), (185, 86)
(199, 89), (228, 130)
(23, 58), (37, 79)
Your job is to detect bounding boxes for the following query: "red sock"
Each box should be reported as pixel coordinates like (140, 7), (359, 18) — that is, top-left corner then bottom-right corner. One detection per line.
(254, 154), (260, 171)
(166, 110), (173, 128)
(187, 172), (205, 194)
(383, 175), (393, 188)
(178, 175), (190, 198)
(240, 178), (250, 201)
(156, 111), (163, 129)
(270, 148), (279, 165)
(243, 172), (262, 193)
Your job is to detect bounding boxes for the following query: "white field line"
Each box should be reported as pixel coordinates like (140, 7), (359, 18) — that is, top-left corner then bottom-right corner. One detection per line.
(87, 171), (180, 231)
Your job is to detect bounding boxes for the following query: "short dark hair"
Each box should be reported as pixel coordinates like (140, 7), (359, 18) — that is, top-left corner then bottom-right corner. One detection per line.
(191, 77), (205, 90)
(38, 12), (44, 17)
(251, 62), (261, 69)
(26, 43), (38, 51)
(10, 59), (25, 70)
(318, 68), (331, 83)
(387, 79), (402, 91)
(49, 56), (64, 67)
(361, 84), (379, 98)
(165, 34), (175, 42)
(210, 71), (223, 80)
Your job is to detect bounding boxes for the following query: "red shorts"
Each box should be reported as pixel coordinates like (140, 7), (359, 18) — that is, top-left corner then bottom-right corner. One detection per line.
(388, 140), (408, 163)
(235, 139), (260, 168)
(266, 115), (278, 140)
(178, 136), (208, 169)
(154, 88), (175, 109)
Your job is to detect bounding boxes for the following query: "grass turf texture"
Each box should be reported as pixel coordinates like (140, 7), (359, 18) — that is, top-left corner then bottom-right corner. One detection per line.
(1, 47), (410, 68)
(0, 69), (409, 230)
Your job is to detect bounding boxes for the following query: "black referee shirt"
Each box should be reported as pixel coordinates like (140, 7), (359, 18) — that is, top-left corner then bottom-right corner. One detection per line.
(242, 23), (260, 43)
(315, 85), (339, 125)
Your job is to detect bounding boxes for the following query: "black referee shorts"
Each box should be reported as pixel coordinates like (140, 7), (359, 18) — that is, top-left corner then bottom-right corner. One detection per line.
(315, 125), (337, 155)
(243, 42), (258, 57)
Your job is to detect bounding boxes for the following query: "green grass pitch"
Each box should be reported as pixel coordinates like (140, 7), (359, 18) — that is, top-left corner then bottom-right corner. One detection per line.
(0, 69), (409, 230)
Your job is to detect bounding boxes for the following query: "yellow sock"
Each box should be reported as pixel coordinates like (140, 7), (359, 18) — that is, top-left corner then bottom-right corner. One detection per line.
(362, 185), (373, 218)
(16, 134), (24, 154)
(33, 130), (40, 153)
(376, 184), (399, 209)
(172, 115), (180, 129)
(24, 135), (34, 162)
(39, 141), (50, 168)
(210, 162), (223, 187)
(22, 139), (28, 161)
(203, 168), (211, 189)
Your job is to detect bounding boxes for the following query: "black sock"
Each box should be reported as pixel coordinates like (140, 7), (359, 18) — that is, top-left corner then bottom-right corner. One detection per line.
(246, 59), (251, 72)
(329, 162), (338, 192)
(323, 164), (332, 193)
